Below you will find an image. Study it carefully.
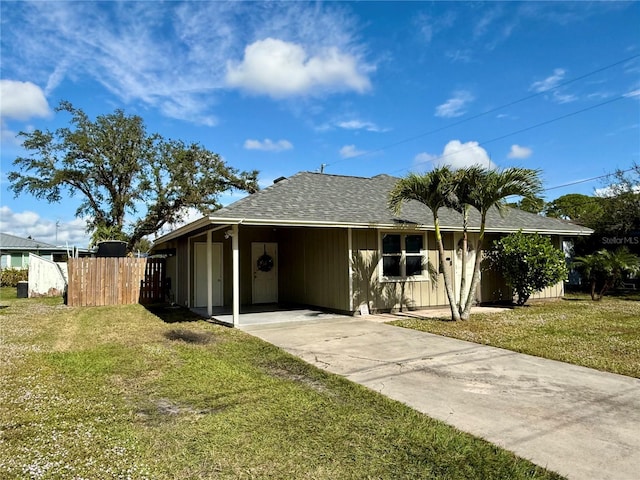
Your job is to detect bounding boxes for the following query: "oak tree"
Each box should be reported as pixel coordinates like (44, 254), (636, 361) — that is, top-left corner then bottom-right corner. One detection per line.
(9, 102), (259, 251)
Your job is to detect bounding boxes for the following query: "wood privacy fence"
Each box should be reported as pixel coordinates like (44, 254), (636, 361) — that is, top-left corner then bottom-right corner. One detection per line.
(67, 258), (166, 307)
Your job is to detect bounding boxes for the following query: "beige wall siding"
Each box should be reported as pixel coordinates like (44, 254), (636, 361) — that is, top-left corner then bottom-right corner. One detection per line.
(351, 229), (457, 312)
(156, 225), (568, 312)
(280, 228), (350, 311)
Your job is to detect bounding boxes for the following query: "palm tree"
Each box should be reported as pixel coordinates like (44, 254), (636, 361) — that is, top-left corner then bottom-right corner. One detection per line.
(454, 167), (542, 319)
(573, 247), (640, 300)
(388, 167), (461, 321)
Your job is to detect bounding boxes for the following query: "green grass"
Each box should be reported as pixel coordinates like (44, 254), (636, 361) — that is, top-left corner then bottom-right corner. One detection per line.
(390, 293), (640, 378)
(0, 288), (562, 479)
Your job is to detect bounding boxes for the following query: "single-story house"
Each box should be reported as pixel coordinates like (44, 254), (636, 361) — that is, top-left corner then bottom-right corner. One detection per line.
(0, 232), (78, 269)
(151, 172), (592, 325)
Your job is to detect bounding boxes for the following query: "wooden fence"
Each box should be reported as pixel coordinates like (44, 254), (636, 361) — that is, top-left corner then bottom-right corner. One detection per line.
(67, 257), (166, 307)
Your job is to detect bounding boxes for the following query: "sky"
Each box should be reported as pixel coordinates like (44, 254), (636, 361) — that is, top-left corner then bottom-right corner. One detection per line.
(1, 1), (639, 248)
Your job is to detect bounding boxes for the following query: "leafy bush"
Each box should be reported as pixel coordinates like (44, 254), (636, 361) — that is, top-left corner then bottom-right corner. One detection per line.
(0, 268), (28, 287)
(487, 231), (568, 306)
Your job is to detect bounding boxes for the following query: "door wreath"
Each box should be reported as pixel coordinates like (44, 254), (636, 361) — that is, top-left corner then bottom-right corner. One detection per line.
(257, 245), (274, 272)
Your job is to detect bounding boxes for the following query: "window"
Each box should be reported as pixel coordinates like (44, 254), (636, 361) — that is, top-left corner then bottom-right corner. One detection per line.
(381, 233), (426, 279)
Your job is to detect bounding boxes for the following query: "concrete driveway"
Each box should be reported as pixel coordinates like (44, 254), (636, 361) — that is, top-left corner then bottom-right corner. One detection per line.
(240, 317), (640, 480)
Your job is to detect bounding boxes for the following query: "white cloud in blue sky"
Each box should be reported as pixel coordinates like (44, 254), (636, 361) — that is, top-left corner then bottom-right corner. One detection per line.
(226, 38), (371, 98)
(0, 1), (638, 246)
(416, 140), (497, 171)
(508, 145), (533, 160)
(244, 138), (293, 152)
(435, 91), (475, 118)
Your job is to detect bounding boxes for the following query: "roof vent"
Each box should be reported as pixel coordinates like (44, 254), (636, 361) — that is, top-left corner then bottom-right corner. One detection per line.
(273, 176), (286, 184)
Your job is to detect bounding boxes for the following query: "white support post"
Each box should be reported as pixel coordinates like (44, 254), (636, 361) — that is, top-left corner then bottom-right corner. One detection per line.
(232, 224), (240, 326)
(348, 227), (354, 312)
(207, 230), (213, 317)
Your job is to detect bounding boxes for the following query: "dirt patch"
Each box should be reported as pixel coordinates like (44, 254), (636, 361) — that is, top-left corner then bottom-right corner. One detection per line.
(266, 367), (333, 396)
(164, 328), (215, 345)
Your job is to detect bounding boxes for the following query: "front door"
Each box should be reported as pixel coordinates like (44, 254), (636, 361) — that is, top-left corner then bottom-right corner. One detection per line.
(194, 242), (223, 307)
(252, 242), (278, 304)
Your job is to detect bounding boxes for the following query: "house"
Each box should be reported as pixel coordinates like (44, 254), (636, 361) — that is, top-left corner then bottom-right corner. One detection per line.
(151, 172), (592, 325)
(0, 232), (77, 269)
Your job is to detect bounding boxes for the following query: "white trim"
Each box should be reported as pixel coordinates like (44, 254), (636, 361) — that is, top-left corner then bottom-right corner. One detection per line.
(379, 231), (430, 283)
(232, 224), (240, 326)
(207, 230), (213, 317)
(347, 227), (353, 312)
(154, 215), (592, 245)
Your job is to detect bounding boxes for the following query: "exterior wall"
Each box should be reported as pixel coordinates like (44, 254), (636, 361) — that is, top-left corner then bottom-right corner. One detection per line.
(480, 234), (513, 304)
(27, 254), (67, 297)
(156, 226), (569, 313)
(1, 251), (54, 269)
(351, 229), (457, 312)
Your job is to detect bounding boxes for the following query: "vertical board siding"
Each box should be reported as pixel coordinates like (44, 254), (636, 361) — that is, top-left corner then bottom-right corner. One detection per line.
(67, 258), (165, 307)
(352, 229), (458, 312)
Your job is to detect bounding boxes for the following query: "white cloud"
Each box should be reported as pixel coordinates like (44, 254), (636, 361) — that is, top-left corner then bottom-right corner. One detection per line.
(0, 206), (90, 247)
(243, 138), (293, 152)
(507, 144), (533, 159)
(595, 184), (640, 197)
(3, 2), (369, 124)
(530, 68), (579, 103)
(416, 140), (497, 170)
(530, 68), (566, 92)
(336, 120), (387, 132)
(0, 80), (51, 120)
(226, 38), (371, 98)
(339, 144), (366, 159)
(435, 90), (474, 118)
(413, 152), (439, 170)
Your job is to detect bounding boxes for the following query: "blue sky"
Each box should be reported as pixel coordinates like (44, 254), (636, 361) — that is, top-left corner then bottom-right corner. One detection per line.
(1, 1), (639, 248)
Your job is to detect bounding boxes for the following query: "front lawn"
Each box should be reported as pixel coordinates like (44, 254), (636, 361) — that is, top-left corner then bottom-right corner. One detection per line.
(390, 293), (640, 378)
(0, 288), (561, 479)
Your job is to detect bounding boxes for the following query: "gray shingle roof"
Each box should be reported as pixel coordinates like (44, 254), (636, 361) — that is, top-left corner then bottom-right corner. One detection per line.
(0, 232), (59, 250)
(208, 172), (592, 235)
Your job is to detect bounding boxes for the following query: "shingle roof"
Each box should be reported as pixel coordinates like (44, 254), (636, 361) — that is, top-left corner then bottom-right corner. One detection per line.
(209, 172), (592, 235)
(0, 232), (59, 250)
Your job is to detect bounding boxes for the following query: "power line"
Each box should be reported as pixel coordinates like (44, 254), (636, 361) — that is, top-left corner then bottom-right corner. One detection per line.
(324, 53), (640, 169)
(544, 166), (637, 192)
(403, 93), (631, 173)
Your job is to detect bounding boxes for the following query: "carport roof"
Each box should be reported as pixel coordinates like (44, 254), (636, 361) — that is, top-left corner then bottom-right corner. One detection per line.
(155, 171), (593, 243)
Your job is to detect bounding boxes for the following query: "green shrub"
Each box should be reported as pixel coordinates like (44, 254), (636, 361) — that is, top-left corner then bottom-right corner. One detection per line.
(487, 231), (568, 306)
(0, 268), (28, 287)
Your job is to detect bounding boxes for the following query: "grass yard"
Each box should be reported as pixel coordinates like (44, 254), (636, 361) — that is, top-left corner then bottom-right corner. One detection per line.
(390, 293), (640, 378)
(0, 287), (562, 479)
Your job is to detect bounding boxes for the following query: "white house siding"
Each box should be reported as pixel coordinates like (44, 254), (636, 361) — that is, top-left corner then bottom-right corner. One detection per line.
(27, 254), (67, 297)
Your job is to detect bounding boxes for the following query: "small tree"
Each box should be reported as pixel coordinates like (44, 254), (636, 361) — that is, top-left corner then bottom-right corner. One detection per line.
(572, 247), (639, 300)
(487, 231), (568, 306)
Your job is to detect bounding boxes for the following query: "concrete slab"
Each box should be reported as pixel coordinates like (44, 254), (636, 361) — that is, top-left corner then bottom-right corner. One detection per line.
(240, 317), (640, 480)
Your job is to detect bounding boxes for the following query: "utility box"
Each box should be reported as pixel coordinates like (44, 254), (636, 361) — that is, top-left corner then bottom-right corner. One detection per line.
(96, 241), (127, 258)
(17, 281), (28, 298)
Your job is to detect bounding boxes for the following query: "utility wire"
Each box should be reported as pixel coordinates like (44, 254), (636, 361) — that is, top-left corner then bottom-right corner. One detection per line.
(543, 166), (637, 192)
(324, 53), (640, 169)
(401, 93), (632, 173)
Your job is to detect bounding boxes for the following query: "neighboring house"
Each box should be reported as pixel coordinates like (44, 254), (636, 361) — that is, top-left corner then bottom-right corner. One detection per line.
(0, 233), (75, 269)
(151, 172), (593, 324)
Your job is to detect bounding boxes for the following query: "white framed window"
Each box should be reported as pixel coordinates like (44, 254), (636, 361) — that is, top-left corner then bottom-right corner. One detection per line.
(380, 232), (427, 280)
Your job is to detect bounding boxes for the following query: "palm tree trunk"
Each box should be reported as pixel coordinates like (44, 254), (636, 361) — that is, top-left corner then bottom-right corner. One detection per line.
(458, 206), (469, 315)
(461, 218), (486, 320)
(434, 217), (461, 321)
